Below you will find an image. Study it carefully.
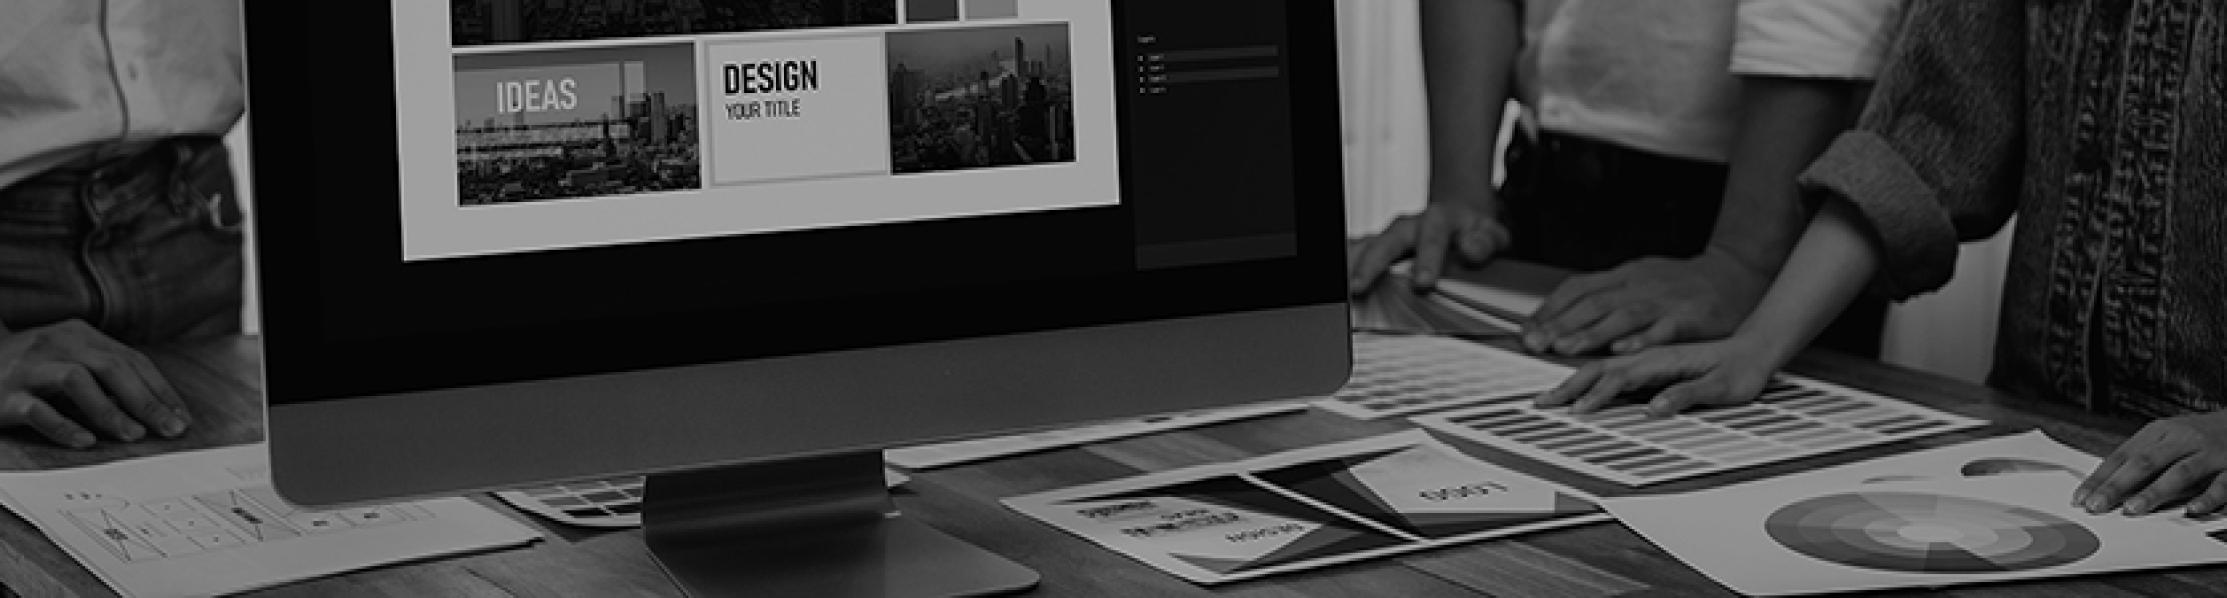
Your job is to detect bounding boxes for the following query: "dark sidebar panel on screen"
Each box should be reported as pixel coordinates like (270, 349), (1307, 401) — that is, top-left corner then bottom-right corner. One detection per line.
(1120, 1), (1299, 270)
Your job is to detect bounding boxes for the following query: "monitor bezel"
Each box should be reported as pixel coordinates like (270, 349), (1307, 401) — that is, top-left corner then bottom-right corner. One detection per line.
(247, 1), (1354, 506)
(246, 0), (1348, 407)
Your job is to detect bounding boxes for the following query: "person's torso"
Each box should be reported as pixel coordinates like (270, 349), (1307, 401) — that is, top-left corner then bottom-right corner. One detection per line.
(1516, 0), (1743, 162)
(0, 0), (245, 192)
(1993, 0), (2227, 419)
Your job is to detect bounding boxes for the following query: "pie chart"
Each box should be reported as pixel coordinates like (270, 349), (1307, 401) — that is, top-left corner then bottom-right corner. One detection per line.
(1765, 492), (2099, 573)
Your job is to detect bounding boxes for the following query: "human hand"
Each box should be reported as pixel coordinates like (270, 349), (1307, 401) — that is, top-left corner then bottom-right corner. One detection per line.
(1522, 249), (1771, 356)
(2073, 411), (2227, 518)
(0, 320), (192, 448)
(1348, 196), (1510, 295)
(1534, 338), (1778, 416)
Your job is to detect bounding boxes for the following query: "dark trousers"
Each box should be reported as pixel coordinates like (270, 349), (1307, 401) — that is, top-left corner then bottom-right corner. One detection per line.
(0, 137), (245, 345)
(1498, 129), (1886, 359)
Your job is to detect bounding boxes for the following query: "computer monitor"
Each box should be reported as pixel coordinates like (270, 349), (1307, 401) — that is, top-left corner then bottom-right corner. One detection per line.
(244, 1), (1347, 595)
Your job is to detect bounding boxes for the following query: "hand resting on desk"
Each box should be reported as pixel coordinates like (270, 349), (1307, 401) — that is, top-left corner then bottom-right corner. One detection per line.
(1347, 198), (1510, 295)
(1520, 250), (1770, 357)
(1533, 309), (2227, 524)
(2076, 411), (2227, 520)
(0, 320), (192, 448)
(1532, 336), (1778, 417)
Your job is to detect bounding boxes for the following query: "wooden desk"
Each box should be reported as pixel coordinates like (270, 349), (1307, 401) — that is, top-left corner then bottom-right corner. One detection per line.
(3, 261), (2219, 597)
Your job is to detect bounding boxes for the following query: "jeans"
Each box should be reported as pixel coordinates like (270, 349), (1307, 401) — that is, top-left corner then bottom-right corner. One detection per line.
(1498, 129), (1886, 359)
(0, 137), (244, 345)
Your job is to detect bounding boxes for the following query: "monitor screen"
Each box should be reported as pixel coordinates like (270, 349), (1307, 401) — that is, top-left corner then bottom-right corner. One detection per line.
(253, 0), (1343, 406)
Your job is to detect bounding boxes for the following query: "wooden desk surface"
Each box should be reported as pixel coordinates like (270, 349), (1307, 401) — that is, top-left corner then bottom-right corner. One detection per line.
(2, 261), (2217, 597)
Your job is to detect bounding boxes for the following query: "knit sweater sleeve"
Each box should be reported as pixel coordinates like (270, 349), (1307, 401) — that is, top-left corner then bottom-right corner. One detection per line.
(1797, 0), (2027, 300)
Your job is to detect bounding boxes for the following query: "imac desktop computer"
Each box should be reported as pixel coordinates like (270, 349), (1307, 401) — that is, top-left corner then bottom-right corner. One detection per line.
(243, 1), (1348, 595)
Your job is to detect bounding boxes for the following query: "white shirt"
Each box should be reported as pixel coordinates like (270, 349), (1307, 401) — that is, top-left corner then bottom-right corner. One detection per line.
(0, 0), (244, 191)
(1514, 0), (1902, 162)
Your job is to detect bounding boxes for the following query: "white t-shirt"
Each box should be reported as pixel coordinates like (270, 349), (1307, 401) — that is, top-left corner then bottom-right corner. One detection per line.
(1513, 0), (1902, 162)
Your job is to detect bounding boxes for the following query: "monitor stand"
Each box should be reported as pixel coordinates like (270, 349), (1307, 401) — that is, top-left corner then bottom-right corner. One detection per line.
(643, 450), (1041, 597)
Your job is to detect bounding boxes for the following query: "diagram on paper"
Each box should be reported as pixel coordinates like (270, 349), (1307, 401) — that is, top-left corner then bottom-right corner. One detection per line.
(1764, 491), (2100, 573)
(1596, 433), (2227, 595)
(1414, 376), (1987, 486)
(1004, 430), (1609, 584)
(0, 444), (541, 598)
(64, 486), (438, 563)
(1317, 334), (1570, 420)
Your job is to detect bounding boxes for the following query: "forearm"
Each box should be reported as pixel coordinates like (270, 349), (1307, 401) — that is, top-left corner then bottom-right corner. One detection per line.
(1708, 76), (1861, 274)
(1733, 197), (1882, 362)
(1420, 0), (1520, 206)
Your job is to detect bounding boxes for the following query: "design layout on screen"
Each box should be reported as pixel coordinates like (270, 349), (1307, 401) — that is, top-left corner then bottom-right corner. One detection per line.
(396, 1), (1120, 260)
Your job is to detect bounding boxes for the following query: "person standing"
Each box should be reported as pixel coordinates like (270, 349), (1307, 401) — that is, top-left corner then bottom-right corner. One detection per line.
(0, 0), (246, 447)
(1347, 0), (1903, 359)
(1537, 0), (2227, 521)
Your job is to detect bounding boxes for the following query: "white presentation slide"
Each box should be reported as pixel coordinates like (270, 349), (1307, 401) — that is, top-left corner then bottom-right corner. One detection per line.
(706, 35), (892, 185)
(392, 1), (1122, 261)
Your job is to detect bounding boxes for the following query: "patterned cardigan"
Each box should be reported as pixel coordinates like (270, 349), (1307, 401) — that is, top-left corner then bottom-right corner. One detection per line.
(1799, 0), (2227, 419)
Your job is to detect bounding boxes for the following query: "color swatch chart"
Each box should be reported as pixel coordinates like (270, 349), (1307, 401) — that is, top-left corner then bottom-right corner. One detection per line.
(1316, 334), (1571, 420)
(1414, 377), (1987, 487)
(495, 476), (645, 528)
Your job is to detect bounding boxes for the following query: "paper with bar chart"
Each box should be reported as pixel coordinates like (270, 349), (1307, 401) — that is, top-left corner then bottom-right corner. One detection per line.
(1413, 376), (1987, 486)
(1316, 334), (1572, 420)
(1003, 430), (1608, 584)
(1603, 467), (2227, 595)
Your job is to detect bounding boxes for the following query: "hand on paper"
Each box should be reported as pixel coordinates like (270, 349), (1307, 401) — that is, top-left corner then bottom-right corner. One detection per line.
(0, 320), (191, 448)
(1521, 250), (1770, 356)
(1348, 197), (1511, 295)
(1534, 338), (1776, 416)
(2074, 411), (2227, 518)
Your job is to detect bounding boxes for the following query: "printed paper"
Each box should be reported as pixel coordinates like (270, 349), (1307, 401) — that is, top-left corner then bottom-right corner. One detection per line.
(885, 400), (1308, 470)
(1605, 471), (2227, 596)
(1004, 430), (1608, 583)
(0, 444), (541, 598)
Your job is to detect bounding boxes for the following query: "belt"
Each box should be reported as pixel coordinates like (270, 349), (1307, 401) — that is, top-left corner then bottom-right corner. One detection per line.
(33, 138), (222, 184)
(0, 137), (232, 223)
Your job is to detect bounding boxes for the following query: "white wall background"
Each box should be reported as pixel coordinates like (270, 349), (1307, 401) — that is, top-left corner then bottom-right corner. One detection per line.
(1333, 0), (2011, 383)
(225, 121), (259, 335)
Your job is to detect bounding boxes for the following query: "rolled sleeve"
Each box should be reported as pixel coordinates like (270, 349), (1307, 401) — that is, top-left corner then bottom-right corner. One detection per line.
(1799, 133), (1960, 299)
(1732, 0), (1903, 78)
(1794, 0), (2027, 300)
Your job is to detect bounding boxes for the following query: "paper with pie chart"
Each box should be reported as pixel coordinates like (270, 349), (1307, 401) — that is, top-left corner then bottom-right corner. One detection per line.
(1771, 430), (2098, 486)
(1003, 430), (1608, 583)
(1725, 430), (2226, 530)
(1603, 470), (2227, 595)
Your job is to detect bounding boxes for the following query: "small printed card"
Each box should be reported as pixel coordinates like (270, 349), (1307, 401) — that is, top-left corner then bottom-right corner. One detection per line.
(1002, 430), (1607, 584)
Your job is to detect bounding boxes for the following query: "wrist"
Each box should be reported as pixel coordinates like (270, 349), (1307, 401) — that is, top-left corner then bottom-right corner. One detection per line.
(1701, 240), (1787, 278)
(1428, 183), (1499, 211)
(1725, 327), (1803, 374)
